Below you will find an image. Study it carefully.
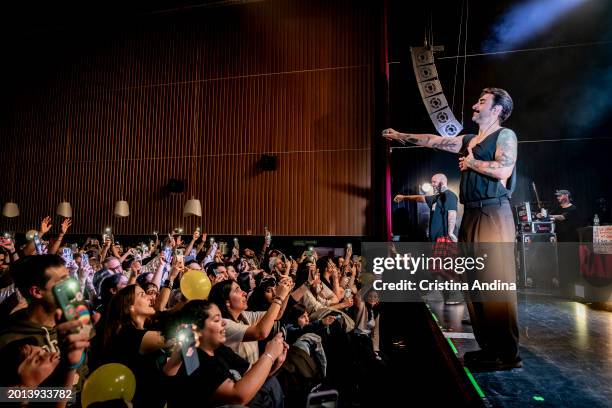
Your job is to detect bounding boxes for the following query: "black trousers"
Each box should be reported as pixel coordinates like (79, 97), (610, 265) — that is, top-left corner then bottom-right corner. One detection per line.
(459, 199), (520, 360)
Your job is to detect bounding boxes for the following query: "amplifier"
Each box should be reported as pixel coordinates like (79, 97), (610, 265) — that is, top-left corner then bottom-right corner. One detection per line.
(520, 221), (555, 234)
(517, 232), (559, 288)
(516, 202), (532, 222)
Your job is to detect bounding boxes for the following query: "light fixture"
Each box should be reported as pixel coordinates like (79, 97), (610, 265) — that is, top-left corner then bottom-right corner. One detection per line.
(420, 182), (433, 194)
(184, 97), (202, 218)
(114, 101), (130, 219)
(4, 140), (19, 218)
(2, 202), (19, 218)
(58, 112), (73, 219)
(57, 201), (73, 218)
(183, 198), (202, 217)
(114, 200), (130, 218)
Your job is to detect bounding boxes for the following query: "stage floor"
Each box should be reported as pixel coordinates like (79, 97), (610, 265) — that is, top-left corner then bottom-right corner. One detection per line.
(427, 290), (612, 408)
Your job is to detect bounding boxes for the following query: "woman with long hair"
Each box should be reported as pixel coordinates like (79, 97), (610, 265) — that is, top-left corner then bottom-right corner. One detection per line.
(247, 275), (278, 312)
(166, 300), (287, 408)
(101, 284), (182, 408)
(208, 278), (292, 364)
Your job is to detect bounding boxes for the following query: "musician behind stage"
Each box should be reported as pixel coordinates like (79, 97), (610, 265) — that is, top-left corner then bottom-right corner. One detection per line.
(536, 189), (580, 242)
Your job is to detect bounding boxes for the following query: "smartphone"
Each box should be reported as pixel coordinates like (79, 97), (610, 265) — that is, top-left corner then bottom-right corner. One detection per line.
(52, 278), (95, 339)
(176, 248), (185, 263)
(307, 390), (339, 408)
(233, 237), (239, 249)
(61, 247), (74, 265)
(344, 288), (352, 299)
(264, 227), (271, 245)
(346, 243), (352, 249)
(71, 243), (78, 253)
(209, 237), (215, 245)
(163, 246), (174, 264)
(177, 325), (200, 375)
(81, 253), (89, 267)
(33, 233), (43, 255)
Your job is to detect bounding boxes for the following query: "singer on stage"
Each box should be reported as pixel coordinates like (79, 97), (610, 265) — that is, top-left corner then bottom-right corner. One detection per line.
(383, 88), (521, 372)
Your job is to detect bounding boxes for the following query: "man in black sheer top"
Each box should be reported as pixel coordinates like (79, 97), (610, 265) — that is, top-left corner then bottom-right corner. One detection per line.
(383, 88), (521, 372)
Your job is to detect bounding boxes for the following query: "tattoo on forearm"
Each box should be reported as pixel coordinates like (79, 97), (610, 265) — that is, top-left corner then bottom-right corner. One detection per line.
(448, 211), (457, 234)
(405, 135), (431, 145)
(431, 139), (461, 151)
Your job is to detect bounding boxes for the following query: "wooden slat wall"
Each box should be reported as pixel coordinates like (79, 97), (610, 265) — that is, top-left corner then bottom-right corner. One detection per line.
(1, 0), (378, 236)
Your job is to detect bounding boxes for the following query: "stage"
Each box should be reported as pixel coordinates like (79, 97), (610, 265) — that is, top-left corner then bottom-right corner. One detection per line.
(427, 290), (612, 407)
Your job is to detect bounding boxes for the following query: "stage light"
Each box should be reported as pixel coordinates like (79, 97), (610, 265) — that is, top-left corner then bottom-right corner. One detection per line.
(463, 367), (486, 398)
(447, 338), (458, 355)
(484, 0), (589, 52)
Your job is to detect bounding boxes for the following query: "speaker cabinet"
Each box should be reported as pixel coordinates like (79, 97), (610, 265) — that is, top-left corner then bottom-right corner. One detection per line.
(517, 233), (559, 288)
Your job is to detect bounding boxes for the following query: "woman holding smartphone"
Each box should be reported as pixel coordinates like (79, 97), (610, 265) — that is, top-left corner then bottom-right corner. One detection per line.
(166, 300), (287, 408)
(208, 279), (292, 364)
(101, 284), (182, 408)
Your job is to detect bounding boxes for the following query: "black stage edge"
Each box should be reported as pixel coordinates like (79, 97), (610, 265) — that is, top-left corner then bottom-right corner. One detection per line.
(379, 302), (484, 407)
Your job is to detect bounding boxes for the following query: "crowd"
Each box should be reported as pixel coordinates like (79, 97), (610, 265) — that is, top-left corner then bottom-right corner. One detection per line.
(0, 217), (384, 407)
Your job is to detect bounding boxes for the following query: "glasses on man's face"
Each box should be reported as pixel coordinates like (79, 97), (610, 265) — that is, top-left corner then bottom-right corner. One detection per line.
(146, 289), (159, 296)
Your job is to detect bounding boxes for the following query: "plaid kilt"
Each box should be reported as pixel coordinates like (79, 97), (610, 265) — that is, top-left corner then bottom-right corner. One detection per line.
(431, 236), (459, 280)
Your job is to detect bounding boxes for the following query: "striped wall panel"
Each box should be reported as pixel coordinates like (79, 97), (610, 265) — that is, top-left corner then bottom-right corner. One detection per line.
(1, 0), (379, 236)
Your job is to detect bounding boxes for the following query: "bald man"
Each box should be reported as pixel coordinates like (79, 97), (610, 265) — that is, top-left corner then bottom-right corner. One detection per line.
(394, 173), (458, 242)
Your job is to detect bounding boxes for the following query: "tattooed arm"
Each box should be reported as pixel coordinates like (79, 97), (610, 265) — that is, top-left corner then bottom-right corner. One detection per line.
(447, 210), (457, 241)
(382, 128), (464, 154)
(460, 129), (517, 180)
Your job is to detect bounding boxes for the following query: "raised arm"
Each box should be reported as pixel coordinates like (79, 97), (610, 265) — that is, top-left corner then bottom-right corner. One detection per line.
(243, 280), (291, 341)
(212, 333), (284, 405)
(184, 229), (201, 258)
(460, 128), (517, 180)
(382, 128), (464, 154)
(49, 218), (71, 255)
(393, 194), (426, 203)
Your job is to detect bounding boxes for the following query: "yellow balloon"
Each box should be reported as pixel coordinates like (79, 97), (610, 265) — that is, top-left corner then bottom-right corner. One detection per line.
(81, 363), (136, 408)
(180, 269), (212, 300)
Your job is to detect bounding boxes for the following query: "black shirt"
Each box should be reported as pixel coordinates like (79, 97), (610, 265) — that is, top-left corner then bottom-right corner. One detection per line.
(103, 327), (167, 408)
(166, 345), (250, 408)
(459, 129), (516, 203)
(425, 190), (458, 241)
(554, 204), (580, 242)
